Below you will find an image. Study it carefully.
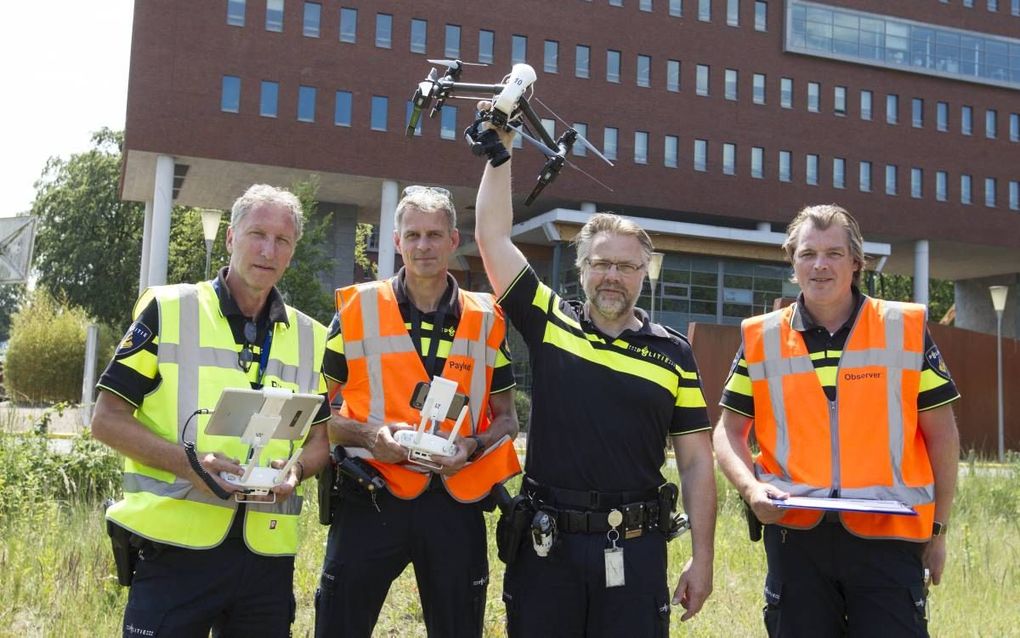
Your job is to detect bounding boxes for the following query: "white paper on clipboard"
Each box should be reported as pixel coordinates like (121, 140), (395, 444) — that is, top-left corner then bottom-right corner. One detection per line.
(768, 496), (917, 516)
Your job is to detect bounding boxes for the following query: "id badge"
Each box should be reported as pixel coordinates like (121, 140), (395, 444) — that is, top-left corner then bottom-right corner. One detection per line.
(604, 546), (625, 588)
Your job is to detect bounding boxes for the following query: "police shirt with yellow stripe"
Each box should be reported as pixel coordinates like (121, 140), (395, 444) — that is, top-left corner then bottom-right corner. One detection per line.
(720, 289), (960, 417)
(500, 266), (709, 493)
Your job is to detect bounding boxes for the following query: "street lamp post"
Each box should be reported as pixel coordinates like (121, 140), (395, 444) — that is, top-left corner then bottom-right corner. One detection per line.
(990, 285), (1009, 463)
(201, 209), (224, 279)
(648, 252), (664, 323)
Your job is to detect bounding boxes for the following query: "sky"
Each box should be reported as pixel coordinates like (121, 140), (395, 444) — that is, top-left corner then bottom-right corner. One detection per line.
(1, 1), (134, 216)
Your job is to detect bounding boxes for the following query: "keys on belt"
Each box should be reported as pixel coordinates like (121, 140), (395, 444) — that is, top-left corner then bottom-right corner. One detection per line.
(552, 501), (658, 538)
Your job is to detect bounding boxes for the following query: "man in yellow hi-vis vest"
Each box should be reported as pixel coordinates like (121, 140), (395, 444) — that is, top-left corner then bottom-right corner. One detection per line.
(92, 184), (330, 637)
(714, 204), (961, 637)
(314, 185), (520, 638)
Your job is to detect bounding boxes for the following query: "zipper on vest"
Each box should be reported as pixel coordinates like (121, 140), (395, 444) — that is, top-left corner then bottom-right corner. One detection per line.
(828, 400), (840, 497)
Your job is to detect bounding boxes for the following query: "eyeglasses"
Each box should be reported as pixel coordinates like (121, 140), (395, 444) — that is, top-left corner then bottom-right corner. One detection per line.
(402, 185), (452, 199)
(585, 259), (646, 276)
(238, 320), (257, 373)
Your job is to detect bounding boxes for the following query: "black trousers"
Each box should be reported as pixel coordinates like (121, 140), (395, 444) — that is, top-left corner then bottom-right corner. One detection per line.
(123, 537), (295, 638)
(314, 482), (489, 638)
(762, 523), (929, 638)
(503, 529), (671, 638)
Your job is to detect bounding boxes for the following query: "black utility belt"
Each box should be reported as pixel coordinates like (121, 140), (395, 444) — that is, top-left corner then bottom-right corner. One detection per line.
(523, 476), (659, 510)
(548, 501), (661, 537)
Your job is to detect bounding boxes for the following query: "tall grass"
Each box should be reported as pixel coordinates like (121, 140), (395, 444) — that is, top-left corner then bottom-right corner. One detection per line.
(1, 448), (1017, 637)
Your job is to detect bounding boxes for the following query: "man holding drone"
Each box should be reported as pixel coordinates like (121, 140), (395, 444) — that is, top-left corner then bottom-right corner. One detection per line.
(473, 112), (717, 636)
(315, 185), (521, 637)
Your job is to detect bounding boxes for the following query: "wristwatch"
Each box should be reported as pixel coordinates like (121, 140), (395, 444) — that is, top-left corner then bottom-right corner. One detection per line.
(932, 520), (948, 537)
(466, 435), (485, 462)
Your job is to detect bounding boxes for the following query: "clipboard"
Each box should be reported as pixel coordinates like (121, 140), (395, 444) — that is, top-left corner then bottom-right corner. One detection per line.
(768, 496), (918, 516)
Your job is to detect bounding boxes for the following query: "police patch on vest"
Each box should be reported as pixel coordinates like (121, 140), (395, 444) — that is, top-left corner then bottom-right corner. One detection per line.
(115, 321), (154, 358)
(925, 346), (951, 380)
(269, 519), (277, 529)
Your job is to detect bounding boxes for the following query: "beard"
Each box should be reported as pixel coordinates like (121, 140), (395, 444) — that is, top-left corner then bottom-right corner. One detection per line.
(584, 282), (637, 321)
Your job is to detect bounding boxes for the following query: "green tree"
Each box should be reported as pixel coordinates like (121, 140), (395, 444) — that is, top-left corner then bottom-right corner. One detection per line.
(284, 177), (337, 324)
(0, 284), (26, 343)
(866, 273), (955, 322)
(31, 129), (143, 328)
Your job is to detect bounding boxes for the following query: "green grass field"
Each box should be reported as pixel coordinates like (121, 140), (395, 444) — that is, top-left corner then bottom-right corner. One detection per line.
(1, 462), (1018, 637)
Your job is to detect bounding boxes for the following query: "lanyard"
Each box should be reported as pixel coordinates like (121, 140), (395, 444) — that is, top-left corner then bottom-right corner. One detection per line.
(255, 328), (273, 385)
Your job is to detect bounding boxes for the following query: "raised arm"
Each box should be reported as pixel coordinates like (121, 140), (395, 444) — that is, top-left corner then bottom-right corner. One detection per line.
(474, 129), (527, 299)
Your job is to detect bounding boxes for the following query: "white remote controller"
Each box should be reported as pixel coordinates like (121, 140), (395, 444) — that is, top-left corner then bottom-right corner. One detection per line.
(220, 466), (284, 496)
(393, 430), (457, 466)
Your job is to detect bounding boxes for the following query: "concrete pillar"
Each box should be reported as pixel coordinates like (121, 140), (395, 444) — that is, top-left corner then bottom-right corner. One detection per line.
(325, 202), (359, 288)
(139, 201), (153, 294)
(913, 239), (929, 306)
(377, 180), (399, 279)
(580, 202), (597, 215)
(146, 155), (174, 287)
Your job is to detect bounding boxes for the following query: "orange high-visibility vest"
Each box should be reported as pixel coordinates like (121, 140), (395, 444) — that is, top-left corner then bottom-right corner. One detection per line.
(742, 297), (934, 541)
(335, 279), (521, 501)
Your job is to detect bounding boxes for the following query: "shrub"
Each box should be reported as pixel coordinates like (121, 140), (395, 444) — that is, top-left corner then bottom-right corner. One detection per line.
(513, 389), (531, 432)
(4, 289), (115, 404)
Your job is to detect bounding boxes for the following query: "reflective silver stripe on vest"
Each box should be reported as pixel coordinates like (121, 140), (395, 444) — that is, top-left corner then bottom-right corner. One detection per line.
(174, 286), (201, 443)
(262, 311), (317, 393)
(883, 303), (909, 491)
(158, 343), (245, 371)
(756, 471), (934, 505)
(454, 290), (497, 434)
(123, 472), (235, 509)
(345, 335), (416, 359)
(758, 312), (792, 481)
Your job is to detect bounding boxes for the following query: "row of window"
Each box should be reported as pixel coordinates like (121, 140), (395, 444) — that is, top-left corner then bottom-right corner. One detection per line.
(940, 0), (1020, 13)
(219, 77), (1019, 211)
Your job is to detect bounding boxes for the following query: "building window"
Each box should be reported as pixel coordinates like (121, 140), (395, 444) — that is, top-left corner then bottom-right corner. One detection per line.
(859, 160), (872, 192)
(1011, 113), (1019, 141)
(607, 50), (621, 83)
(637, 55), (651, 87)
(260, 80), (279, 117)
(221, 75), (241, 113)
(540, 119), (555, 141)
(699, 0), (711, 21)
(962, 105), (973, 135)
(335, 91), (352, 127)
(544, 40), (559, 73)
(375, 13), (392, 48)
(694, 139), (708, 171)
(669, 0), (683, 17)
(885, 165), (898, 195)
(227, 0), (246, 27)
(1009, 180), (1019, 210)
(937, 102), (949, 132)
(1014, 0), (1020, 15)
(752, 73), (766, 104)
(828, 86), (846, 117)
(727, 0), (740, 26)
(911, 167), (923, 198)
(779, 150), (792, 182)
(667, 60), (681, 92)
(303, 2), (321, 37)
(989, 0), (999, 10)
(410, 19), (427, 53)
(985, 177), (997, 207)
(371, 95), (388, 131)
(833, 157), (845, 189)
(445, 24), (461, 59)
(576, 45), (590, 79)
(986, 109), (998, 138)
(751, 147), (764, 178)
(604, 127), (619, 161)
(806, 154), (818, 185)
(665, 135), (679, 168)
(936, 170), (948, 201)
(725, 69), (738, 100)
(696, 64), (710, 96)
(723, 143), (736, 175)
(641, 0), (653, 11)
(339, 7), (357, 43)
(635, 131), (649, 164)
(780, 77), (792, 108)
(266, 0), (283, 32)
(912, 98), (924, 128)
(860, 89), (872, 120)
(610, 0), (622, 5)
(297, 86), (316, 122)
(807, 82), (819, 112)
(754, 0), (767, 31)
(886, 94), (898, 125)
(440, 105), (458, 140)
(573, 123), (588, 156)
(479, 30), (494, 64)
(512, 35), (527, 63)
(961, 174), (972, 204)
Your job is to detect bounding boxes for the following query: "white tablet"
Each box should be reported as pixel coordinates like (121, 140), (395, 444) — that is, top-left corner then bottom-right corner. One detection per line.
(204, 388), (324, 441)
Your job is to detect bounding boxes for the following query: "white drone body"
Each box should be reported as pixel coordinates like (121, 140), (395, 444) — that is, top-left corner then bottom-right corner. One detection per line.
(490, 63), (537, 126)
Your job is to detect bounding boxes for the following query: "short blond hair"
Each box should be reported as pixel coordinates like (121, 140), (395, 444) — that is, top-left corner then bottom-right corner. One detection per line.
(783, 204), (867, 286)
(573, 212), (654, 269)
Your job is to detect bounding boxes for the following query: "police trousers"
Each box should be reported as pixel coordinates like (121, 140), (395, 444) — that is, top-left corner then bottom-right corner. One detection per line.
(762, 522), (928, 638)
(314, 481), (489, 638)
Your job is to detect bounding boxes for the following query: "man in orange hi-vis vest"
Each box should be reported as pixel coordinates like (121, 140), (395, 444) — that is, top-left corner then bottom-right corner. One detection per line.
(714, 204), (961, 638)
(314, 185), (521, 638)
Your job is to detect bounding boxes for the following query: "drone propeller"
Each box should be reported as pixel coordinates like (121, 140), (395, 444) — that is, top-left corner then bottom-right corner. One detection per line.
(508, 124), (558, 158)
(533, 97), (614, 166)
(427, 58), (487, 67)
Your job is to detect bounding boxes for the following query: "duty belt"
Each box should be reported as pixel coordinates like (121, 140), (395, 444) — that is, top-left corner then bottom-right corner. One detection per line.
(523, 477), (661, 538)
(523, 476), (659, 510)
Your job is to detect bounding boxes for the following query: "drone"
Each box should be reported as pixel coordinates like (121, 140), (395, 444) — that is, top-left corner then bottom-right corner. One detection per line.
(407, 59), (614, 205)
